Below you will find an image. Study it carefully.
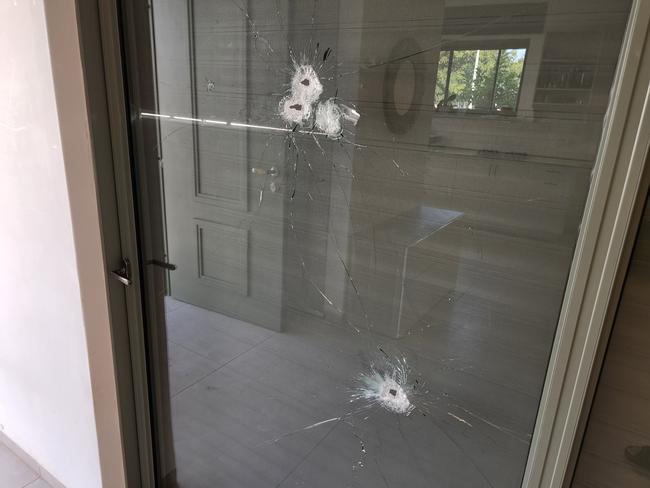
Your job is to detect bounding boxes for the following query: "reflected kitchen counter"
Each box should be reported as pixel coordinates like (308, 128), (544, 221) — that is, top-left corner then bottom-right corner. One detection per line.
(348, 206), (463, 338)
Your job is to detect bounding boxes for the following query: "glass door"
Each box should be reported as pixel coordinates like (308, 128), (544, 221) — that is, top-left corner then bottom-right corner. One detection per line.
(120, 0), (634, 486)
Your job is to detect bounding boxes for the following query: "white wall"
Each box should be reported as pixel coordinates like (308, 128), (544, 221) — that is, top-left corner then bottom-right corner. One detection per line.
(0, 2), (103, 487)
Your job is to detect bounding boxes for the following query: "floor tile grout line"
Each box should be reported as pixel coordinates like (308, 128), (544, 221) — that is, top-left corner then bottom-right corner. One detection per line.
(174, 322), (273, 351)
(165, 304), (188, 316)
(274, 418), (341, 488)
(0, 443), (41, 488)
(171, 365), (224, 399)
(168, 337), (224, 364)
(171, 335), (274, 399)
(22, 476), (44, 488)
(168, 331), (272, 365)
(171, 319), (538, 419)
(168, 308), (276, 346)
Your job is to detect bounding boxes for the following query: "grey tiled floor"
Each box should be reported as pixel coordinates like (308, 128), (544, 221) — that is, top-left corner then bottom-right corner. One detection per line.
(165, 296), (546, 488)
(0, 442), (52, 488)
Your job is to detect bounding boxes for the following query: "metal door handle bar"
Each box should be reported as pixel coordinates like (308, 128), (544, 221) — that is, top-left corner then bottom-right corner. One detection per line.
(146, 259), (177, 271)
(111, 258), (132, 286)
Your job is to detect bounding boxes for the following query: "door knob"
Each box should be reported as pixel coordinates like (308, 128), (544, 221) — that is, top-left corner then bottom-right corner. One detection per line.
(251, 166), (279, 177)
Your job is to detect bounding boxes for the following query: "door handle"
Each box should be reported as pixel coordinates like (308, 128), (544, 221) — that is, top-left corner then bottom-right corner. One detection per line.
(147, 259), (177, 271)
(251, 166), (279, 177)
(111, 258), (132, 286)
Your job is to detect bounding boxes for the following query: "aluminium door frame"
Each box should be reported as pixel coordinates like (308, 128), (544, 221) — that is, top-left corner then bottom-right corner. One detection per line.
(77, 0), (650, 486)
(75, 0), (155, 486)
(522, 1), (650, 486)
(564, 129), (650, 488)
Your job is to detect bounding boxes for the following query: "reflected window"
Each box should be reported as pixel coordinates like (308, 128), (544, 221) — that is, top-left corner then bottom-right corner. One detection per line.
(435, 48), (526, 113)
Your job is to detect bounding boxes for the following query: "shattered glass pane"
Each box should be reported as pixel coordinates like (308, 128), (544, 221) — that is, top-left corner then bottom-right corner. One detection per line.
(126, 0), (634, 486)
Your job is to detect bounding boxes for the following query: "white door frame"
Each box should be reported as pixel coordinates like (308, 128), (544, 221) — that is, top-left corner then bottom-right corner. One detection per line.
(522, 1), (650, 486)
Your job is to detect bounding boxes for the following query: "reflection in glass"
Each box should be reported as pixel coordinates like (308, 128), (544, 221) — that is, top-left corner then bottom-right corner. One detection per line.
(494, 49), (527, 111)
(435, 48), (526, 112)
(126, 0), (634, 486)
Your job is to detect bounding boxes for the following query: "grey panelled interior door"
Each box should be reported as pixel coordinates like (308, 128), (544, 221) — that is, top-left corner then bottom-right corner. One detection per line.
(155, 0), (285, 330)
(122, 0), (635, 486)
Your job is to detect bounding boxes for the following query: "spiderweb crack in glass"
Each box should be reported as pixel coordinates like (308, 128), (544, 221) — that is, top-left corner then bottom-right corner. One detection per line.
(141, 1), (592, 484)
(279, 59), (360, 139)
(353, 370), (414, 415)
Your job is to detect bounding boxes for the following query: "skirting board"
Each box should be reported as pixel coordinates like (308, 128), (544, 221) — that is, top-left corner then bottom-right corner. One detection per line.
(0, 430), (66, 488)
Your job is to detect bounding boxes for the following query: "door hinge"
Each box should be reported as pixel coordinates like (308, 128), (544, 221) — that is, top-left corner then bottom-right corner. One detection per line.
(111, 258), (133, 286)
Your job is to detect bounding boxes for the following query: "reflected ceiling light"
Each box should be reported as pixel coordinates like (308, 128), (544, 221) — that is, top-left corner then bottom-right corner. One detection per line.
(173, 116), (202, 123)
(231, 121), (291, 132)
(203, 119), (228, 125)
(139, 112), (331, 137)
(141, 112), (170, 118)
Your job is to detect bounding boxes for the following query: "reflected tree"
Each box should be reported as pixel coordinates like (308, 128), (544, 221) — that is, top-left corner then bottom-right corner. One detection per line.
(435, 48), (525, 111)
